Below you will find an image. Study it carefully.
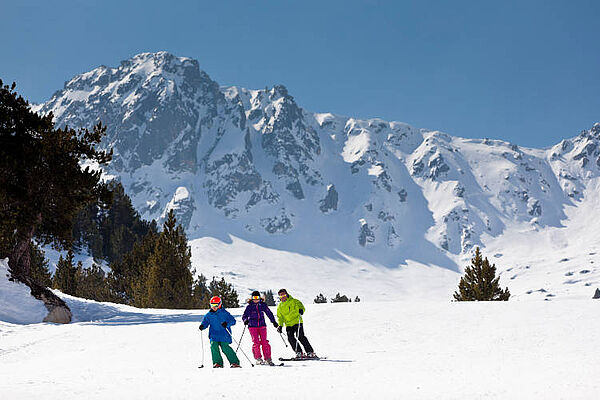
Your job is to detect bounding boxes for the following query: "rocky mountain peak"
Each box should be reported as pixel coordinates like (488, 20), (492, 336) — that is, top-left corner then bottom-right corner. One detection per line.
(34, 52), (600, 266)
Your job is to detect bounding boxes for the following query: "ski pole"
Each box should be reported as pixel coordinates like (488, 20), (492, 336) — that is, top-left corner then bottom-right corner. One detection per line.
(199, 329), (205, 368)
(294, 316), (302, 354)
(235, 325), (247, 353)
(227, 329), (254, 367)
(278, 329), (288, 347)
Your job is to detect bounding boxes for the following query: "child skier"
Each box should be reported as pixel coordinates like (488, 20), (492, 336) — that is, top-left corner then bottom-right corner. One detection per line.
(276, 288), (317, 359)
(242, 290), (279, 365)
(199, 296), (241, 368)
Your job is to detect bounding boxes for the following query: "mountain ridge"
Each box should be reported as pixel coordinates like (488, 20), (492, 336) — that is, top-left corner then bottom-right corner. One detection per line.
(33, 52), (600, 274)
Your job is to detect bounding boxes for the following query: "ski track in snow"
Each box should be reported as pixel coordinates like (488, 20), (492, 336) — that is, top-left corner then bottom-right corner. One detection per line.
(1, 300), (599, 399)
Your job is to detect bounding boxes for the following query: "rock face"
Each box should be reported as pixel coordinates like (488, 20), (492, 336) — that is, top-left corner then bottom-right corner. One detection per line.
(33, 52), (600, 266)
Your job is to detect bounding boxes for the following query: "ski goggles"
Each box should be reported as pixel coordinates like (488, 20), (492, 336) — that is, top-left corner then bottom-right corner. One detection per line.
(252, 295), (261, 300)
(278, 293), (288, 299)
(210, 302), (220, 307)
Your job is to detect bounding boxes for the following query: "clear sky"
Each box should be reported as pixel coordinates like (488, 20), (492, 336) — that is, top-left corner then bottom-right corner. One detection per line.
(2, 0), (599, 148)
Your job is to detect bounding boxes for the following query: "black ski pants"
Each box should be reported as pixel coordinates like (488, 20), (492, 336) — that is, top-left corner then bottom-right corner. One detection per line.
(286, 323), (314, 354)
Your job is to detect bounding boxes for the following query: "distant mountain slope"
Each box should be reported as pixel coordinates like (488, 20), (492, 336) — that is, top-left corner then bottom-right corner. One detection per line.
(33, 52), (600, 276)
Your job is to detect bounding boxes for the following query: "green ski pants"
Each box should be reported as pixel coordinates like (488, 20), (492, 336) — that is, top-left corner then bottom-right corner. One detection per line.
(210, 341), (240, 366)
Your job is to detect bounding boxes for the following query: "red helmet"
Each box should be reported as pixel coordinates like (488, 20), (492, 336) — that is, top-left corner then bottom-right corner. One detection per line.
(210, 296), (222, 308)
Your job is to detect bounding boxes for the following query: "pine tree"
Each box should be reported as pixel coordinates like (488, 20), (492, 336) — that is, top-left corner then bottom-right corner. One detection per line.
(71, 200), (103, 256)
(453, 247), (510, 301)
(52, 249), (79, 295)
(110, 231), (159, 305)
(0, 80), (112, 281)
(354, 296), (361, 302)
(314, 293), (327, 304)
(141, 210), (194, 309)
(29, 243), (52, 287)
(208, 277), (239, 308)
(72, 181), (157, 263)
(75, 264), (112, 302)
(192, 274), (210, 308)
(264, 290), (276, 306)
(100, 181), (156, 263)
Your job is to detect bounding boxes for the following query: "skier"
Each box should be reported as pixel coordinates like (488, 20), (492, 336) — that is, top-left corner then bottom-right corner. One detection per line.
(276, 288), (317, 359)
(242, 290), (279, 365)
(199, 295), (241, 368)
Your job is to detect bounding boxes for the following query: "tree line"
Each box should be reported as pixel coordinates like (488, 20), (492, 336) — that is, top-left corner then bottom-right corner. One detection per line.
(50, 209), (239, 309)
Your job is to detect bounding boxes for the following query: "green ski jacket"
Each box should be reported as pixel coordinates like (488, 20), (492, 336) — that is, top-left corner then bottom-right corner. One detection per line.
(276, 295), (305, 327)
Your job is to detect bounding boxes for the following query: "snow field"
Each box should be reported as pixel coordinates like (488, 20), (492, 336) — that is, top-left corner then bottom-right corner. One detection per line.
(1, 299), (599, 399)
(189, 235), (461, 303)
(0, 261), (48, 324)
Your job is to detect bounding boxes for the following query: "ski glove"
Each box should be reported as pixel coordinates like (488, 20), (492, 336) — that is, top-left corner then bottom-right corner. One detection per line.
(273, 322), (279, 329)
(199, 324), (205, 330)
(299, 309), (304, 315)
(221, 322), (227, 328)
(243, 320), (249, 326)
(277, 326), (283, 333)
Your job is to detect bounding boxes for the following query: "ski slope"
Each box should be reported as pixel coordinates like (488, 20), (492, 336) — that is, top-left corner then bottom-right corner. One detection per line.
(1, 294), (599, 399)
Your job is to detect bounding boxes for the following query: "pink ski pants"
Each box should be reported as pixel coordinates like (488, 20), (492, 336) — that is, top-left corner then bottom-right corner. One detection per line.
(249, 326), (271, 360)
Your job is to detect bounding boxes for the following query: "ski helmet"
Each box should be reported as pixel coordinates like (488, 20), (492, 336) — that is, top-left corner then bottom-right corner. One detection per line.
(210, 296), (222, 308)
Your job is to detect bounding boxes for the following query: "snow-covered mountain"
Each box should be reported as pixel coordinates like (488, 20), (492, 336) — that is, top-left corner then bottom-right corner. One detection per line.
(33, 52), (600, 299)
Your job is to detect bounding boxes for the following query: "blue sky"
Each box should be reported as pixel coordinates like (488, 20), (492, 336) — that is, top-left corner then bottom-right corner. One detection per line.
(2, 0), (598, 147)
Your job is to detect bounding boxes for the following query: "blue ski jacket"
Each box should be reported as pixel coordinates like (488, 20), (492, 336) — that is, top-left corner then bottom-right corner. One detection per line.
(201, 307), (237, 343)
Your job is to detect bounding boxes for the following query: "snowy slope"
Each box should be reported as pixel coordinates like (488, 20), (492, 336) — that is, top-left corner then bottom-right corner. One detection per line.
(1, 296), (599, 399)
(189, 235), (460, 302)
(0, 260), (47, 324)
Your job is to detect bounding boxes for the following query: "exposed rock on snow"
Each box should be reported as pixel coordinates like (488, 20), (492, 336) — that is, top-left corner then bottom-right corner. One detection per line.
(319, 184), (338, 213)
(358, 219), (375, 247)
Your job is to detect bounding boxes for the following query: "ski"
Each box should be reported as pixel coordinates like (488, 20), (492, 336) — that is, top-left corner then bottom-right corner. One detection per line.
(278, 356), (352, 363)
(279, 356), (325, 361)
(257, 362), (285, 367)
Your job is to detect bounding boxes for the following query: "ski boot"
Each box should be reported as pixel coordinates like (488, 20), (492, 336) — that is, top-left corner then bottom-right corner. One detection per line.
(264, 358), (275, 366)
(213, 363), (223, 368)
(306, 352), (318, 359)
(230, 363), (241, 368)
(295, 351), (304, 359)
(255, 358), (264, 365)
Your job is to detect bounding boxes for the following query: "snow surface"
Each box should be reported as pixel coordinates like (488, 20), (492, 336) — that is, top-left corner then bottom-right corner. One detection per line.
(1, 292), (599, 399)
(189, 235), (460, 302)
(0, 260), (48, 324)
